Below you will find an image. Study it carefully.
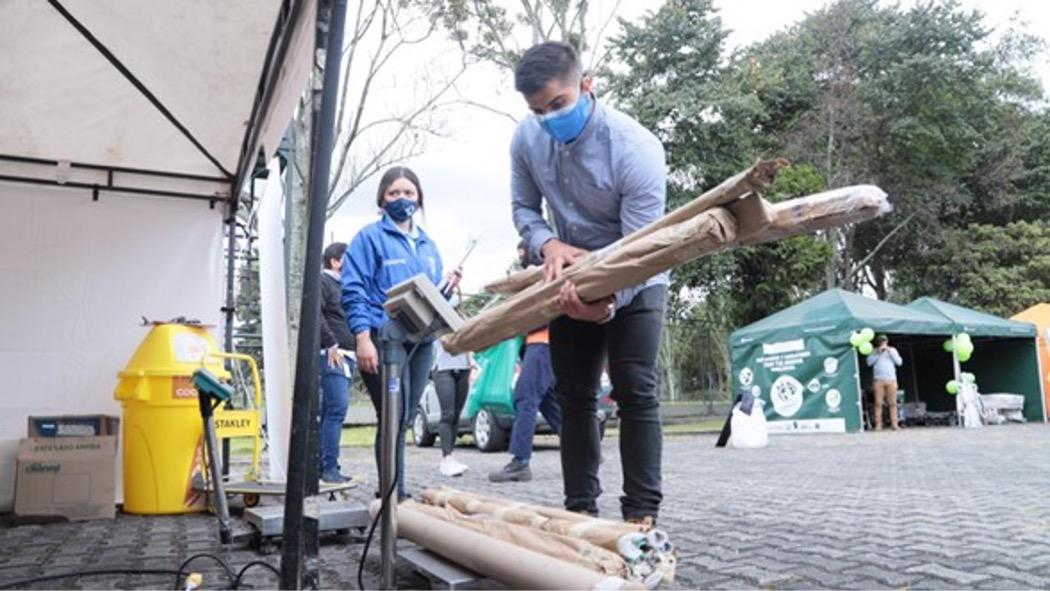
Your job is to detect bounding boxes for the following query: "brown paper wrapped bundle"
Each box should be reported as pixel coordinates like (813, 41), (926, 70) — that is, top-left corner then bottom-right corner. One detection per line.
(738, 184), (890, 245)
(447, 185), (889, 355)
(409, 501), (630, 578)
(382, 500), (643, 590)
(484, 158), (789, 295)
(421, 487), (648, 554)
(443, 207), (739, 354)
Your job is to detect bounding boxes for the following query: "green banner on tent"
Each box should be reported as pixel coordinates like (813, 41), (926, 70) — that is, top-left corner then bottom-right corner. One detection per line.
(733, 333), (862, 433)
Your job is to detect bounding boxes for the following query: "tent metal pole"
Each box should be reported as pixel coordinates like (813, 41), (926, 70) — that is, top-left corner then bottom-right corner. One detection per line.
(952, 338), (962, 427)
(279, 0), (346, 588)
(909, 343), (919, 404)
(854, 349), (864, 432)
(1035, 336), (1047, 423)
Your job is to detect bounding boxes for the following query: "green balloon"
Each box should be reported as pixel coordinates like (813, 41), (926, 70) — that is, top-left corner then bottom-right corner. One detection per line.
(943, 339), (954, 353)
(962, 372), (976, 384)
(858, 342), (874, 355)
(849, 331), (864, 347)
(957, 332), (972, 344)
(946, 380), (960, 395)
(860, 328), (875, 343)
(957, 340), (974, 357)
(958, 348), (972, 363)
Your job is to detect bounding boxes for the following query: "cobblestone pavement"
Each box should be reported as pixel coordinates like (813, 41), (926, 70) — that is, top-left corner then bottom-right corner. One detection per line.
(2, 424), (1049, 589)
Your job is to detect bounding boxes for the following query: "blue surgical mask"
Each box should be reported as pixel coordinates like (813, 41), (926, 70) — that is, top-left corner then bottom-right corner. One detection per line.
(384, 197), (417, 223)
(538, 92), (592, 144)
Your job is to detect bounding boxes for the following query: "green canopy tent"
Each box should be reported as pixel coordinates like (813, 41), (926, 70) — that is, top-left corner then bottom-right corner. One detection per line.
(730, 289), (953, 433)
(730, 289), (1046, 433)
(906, 298), (1044, 422)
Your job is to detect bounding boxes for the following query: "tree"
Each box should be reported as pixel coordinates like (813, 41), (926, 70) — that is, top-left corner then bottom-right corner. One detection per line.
(605, 0), (1048, 307)
(907, 221), (1050, 316)
(728, 0), (1047, 296)
(423, 0), (632, 122)
(325, 0), (471, 217)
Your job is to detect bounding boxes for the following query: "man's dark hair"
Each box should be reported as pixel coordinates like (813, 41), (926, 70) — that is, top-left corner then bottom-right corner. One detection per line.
(875, 335), (888, 345)
(514, 42), (582, 95)
(323, 242), (347, 269)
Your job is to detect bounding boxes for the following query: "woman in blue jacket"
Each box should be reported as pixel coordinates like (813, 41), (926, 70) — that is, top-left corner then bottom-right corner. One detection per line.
(341, 166), (459, 501)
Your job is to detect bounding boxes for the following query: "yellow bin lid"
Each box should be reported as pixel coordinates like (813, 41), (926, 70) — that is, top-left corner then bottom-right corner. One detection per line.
(116, 322), (230, 382)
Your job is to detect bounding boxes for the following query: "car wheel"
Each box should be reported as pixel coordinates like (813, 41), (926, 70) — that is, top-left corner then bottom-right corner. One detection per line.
(473, 408), (508, 452)
(412, 409), (436, 447)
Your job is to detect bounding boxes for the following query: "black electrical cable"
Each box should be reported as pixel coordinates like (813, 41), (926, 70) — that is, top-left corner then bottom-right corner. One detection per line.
(357, 475), (400, 590)
(356, 337), (425, 590)
(0, 554), (276, 590)
(172, 553), (237, 589)
(0, 568), (181, 590)
(232, 560), (282, 589)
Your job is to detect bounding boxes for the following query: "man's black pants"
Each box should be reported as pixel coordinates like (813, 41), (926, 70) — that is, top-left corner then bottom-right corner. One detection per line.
(549, 284), (667, 520)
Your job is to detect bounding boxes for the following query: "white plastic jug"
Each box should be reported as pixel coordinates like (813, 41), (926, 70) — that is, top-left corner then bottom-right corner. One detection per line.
(730, 398), (769, 449)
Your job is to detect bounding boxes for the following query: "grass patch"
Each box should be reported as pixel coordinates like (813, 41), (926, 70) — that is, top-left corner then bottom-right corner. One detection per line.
(664, 418), (724, 434)
(228, 419), (724, 458)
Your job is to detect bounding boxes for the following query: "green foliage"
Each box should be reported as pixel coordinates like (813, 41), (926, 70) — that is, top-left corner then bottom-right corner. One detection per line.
(897, 221), (1050, 317)
(603, 0), (1049, 399)
(608, 0), (1048, 310)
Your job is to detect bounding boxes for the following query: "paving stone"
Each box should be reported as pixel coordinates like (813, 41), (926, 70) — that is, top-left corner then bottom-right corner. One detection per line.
(841, 564), (922, 587)
(906, 562), (991, 585)
(4, 426), (1050, 590)
(978, 564), (1050, 587)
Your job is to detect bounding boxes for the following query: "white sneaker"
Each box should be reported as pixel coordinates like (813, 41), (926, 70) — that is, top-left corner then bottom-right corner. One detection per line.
(440, 455), (468, 477)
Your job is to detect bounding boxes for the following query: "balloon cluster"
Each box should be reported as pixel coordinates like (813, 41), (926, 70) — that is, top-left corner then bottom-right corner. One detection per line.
(849, 327), (876, 355)
(942, 333), (975, 362)
(944, 334), (977, 395)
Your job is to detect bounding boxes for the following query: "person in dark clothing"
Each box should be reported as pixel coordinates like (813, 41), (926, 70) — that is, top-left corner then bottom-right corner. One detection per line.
(490, 243), (561, 483)
(510, 42), (668, 524)
(319, 242), (356, 484)
(341, 166), (462, 500)
(433, 333), (472, 477)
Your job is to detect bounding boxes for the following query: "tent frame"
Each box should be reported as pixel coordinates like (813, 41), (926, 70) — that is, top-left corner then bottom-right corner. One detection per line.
(0, 153), (227, 204)
(0, 0), (310, 358)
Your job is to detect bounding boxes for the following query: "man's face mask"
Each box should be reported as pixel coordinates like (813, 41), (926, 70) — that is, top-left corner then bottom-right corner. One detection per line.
(384, 197), (417, 223)
(538, 90), (592, 144)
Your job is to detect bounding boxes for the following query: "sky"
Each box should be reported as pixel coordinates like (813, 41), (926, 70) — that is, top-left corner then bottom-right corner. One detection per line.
(325, 0), (1050, 293)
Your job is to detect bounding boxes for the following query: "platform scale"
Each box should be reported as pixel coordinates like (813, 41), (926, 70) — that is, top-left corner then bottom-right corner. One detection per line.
(191, 354), (368, 545)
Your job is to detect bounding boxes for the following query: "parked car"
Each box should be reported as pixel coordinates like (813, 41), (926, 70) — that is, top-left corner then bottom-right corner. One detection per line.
(412, 336), (617, 452)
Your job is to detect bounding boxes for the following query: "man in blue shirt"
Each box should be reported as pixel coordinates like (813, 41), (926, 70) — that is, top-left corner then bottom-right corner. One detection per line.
(867, 335), (903, 431)
(509, 42), (668, 525)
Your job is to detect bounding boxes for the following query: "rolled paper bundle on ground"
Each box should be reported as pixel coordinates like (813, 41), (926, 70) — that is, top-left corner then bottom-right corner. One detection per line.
(421, 487), (648, 554)
(443, 207), (738, 354)
(736, 184), (890, 246)
(483, 158), (789, 295)
(378, 499), (643, 590)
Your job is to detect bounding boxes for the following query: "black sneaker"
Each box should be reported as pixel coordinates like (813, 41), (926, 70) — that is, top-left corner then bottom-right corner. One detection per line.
(488, 460), (532, 482)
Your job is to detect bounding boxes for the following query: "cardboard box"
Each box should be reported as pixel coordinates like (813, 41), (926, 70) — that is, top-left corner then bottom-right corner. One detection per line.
(14, 415), (119, 521)
(27, 415), (119, 438)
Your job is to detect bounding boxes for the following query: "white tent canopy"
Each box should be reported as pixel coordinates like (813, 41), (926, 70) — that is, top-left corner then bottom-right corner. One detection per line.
(0, 0), (316, 511)
(0, 0), (314, 201)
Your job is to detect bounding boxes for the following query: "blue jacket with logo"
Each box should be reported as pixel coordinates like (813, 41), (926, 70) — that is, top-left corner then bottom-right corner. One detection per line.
(341, 214), (444, 335)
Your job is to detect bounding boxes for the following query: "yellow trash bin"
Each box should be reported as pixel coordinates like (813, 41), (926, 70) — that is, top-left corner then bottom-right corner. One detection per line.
(114, 322), (229, 515)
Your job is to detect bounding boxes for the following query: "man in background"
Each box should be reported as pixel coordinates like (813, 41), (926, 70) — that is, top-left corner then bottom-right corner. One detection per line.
(319, 242), (356, 483)
(490, 242), (562, 483)
(867, 335), (903, 431)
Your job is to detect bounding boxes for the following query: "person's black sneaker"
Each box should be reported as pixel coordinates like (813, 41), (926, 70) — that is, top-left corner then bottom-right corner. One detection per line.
(488, 460), (532, 482)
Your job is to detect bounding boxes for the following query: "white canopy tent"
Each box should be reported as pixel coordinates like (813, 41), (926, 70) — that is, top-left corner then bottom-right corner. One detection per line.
(0, 0), (316, 510)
